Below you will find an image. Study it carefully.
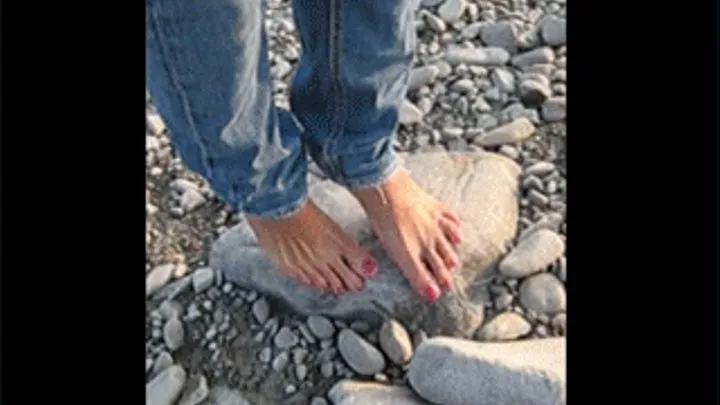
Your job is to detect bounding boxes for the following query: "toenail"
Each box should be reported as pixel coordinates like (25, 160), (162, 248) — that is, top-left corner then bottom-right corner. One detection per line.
(424, 284), (440, 302)
(362, 258), (377, 277)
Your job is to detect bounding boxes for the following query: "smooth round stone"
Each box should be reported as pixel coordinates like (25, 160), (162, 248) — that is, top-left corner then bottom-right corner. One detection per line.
(378, 319), (414, 365)
(307, 315), (336, 340)
(519, 273), (567, 315)
(337, 329), (386, 376)
(475, 312), (532, 341)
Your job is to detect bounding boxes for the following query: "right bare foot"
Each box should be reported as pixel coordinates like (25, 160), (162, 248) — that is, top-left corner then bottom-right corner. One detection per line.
(245, 200), (378, 295)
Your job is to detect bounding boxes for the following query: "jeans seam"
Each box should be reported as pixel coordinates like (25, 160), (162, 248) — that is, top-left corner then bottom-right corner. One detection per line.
(149, 5), (217, 189)
(326, 0), (346, 183)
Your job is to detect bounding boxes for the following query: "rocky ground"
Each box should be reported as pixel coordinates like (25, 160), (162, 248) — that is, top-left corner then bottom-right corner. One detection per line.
(146, 0), (567, 404)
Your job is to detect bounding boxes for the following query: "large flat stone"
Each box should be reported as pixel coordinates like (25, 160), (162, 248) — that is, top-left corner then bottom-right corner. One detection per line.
(328, 380), (432, 405)
(408, 337), (566, 405)
(210, 151), (520, 337)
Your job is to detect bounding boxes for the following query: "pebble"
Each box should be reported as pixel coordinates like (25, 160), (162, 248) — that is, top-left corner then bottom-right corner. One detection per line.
(258, 347), (272, 363)
(527, 189), (549, 206)
(500, 228), (565, 278)
(555, 256), (567, 282)
(399, 100), (425, 125)
(295, 364), (308, 381)
(271, 351), (290, 371)
(491, 68), (515, 93)
(274, 326), (300, 349)
(146, 358), (154, 373)
(191, 267), (214, 293)
(176, 374), (209, 405)
(535, 325), (549, 337)
(251, 297), (270, 325)
(320, 361), (335, 378)
(480, 22), (519, 53)
(519, 78), (552, 106)
(350, 321), (371, 334)
(519, 273), (567, 315)
(412, 330), (429, 348)
(551, 313), (567, 335)
(147, 113), (166, 135)
(525, 161), (555, 176)
(445, 46), (510, 66)
(494, 292), (514, 310)
(522, 175), (544, 190)
(147, 365), (186, 405)
(441, 126), (465, 140)
(147, 264), (175, 297)
(433, 61), (453, 78)
(179, 189), (206, 212)
(153, 351), (174, 375)
(472, 98), (493, 114)
(523, 63), (555, 76)
(292, 347), (308, 365)
(246, 290), (258, 302)
(307, 315), (336, 340)
(474, 117), (535, 146)
(475, 312), (532, 341)
(408, 66), (440, 91)
(438, 0), (467, 23)
(542, 96), (566, 122)
(158, 300), (183, 320)
(378, 319), (414, 365)
(540, 16), (566, 46)
(511, 47), (555, 68)
(450, 78), (475, 94)
(163, 318), (185, 351)
(552, 69), (566, 82)
(297, 323), (317, 344)
(337, 328), (386, 376)
(423, 12), (447, 33)
(284, 384), (297, 395)
(310, 397), (328, 405)
(498, 145), (520, 160)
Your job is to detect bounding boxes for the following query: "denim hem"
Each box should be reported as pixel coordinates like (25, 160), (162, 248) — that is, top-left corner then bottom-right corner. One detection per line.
(241, 193), (308, 220)
(340, 158), (400, 190)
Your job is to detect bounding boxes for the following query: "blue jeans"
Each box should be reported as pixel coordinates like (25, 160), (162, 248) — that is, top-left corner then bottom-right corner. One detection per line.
(146, 0), (417, 219)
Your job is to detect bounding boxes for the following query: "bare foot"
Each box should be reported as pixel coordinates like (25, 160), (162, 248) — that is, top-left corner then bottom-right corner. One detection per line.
(245, 200), (378, 295)
(351, 169), (462, 302)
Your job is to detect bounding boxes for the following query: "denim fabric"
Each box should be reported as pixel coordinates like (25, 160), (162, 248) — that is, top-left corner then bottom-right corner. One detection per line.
(146, 0), (417, 218)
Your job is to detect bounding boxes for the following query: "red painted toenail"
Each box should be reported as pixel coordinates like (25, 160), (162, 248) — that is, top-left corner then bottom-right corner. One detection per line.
(362, 258), (377, 277)
(424, 284), (440, 302)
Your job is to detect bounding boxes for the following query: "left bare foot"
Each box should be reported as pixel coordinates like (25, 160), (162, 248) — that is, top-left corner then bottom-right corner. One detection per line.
(350, 169), (462, 302)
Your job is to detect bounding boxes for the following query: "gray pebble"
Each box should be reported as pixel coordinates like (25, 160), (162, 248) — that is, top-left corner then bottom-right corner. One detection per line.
(409, 65), (440, 91)
(320, 361), (335, 378)
(191, 267), (214, 294)
(378, 319), (414, 365)
(552, 69), (566, 82)
(555, 56), (566, 68)
(272, 351), (290, 371)
(350, 321), (371, 334)
(153, 351), (174, 375)
(501, 229), (565, 278)
(484, 87), (502, 101)
(284, 384), (297, 395)
(540, 16), (566, 46)
(527, 189), (549, 206)
(494, 292), (514, 310)
(251, 298), (270, 325)
(297, 323), (317, 344)
(526, 161), (555, 176)
(450, 78), (475, 94)
(158, 300), (184, 320)
(519, 273), (567, 315)
(295, 364), (308, 381)
(274, 326), (300, 350)
(511, 47), (555, 68)
(221, 282), (233, 294)
(412, 330), (429, 348)
(480, 22), (519, 53)
(472, 98), (493, 114)
(519, 78), (552, 106)
(245, 290), (258, 302)
(541, 96), (566, 122)
(555, 256), (567, 282)
(498, 145), (520, 160)
(337, 329), (386, 376)
(535, 325), (549, 337)
(399, 99), (425, 125)
(491, 68), (515, 93)
(523, 64), (555, 76)
(417, 97), (435, 114)
(460, 21), (485, 39)
(433, 60), (453, 78)
(202, 300), (213, 311)
(445, 46), (510, 66)
(147, 365), (186, 405)
(163, 318), (185, 351)
(474, 117), (535, 146)
(292, 347), (308, 365)
(307, 315), (336, 340)
(423, 12), (447, 33)
(438, 0), (467, 23)
(147, 113), (166, 135)
(469, 65), (488, 76)
(310, 397), (329, 405)
(476, 312), (532, 341)
(441, 126), (464, 139)
(146, 358), (154, 373)
(258, 347), (272, 363)
(522, 175), (544, 191)
(147, 264), (175, 297)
